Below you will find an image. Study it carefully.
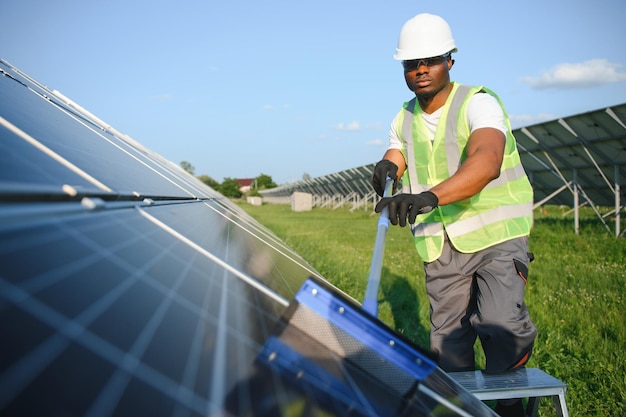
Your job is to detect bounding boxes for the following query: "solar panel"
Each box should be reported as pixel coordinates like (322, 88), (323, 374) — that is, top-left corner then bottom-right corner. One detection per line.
(0, 59), (497, 416)
(516, 106), (626, 208)
(261, 164), (377, 200)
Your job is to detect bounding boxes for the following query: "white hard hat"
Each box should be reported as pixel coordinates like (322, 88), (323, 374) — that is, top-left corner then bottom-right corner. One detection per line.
(394, 13), (458, 61)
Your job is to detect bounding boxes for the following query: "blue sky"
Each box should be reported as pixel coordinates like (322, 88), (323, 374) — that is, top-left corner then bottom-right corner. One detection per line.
(2, 0), (626, 185)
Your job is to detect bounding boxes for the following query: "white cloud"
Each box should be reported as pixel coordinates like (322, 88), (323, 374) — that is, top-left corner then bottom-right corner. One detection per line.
(151, 94), (172, 101)
(335, 121), (361, 131)
(521, 59), (626, 89)
(366, 138), (385, 146)
(509, 113), (556, 128)
(262, 104), (292, 111)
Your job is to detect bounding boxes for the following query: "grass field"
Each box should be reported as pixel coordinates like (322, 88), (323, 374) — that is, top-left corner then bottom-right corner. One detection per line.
(239, 201), (626, 416)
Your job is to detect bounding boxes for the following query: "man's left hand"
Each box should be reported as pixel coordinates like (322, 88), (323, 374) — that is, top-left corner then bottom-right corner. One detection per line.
(375, 191), (439, 227)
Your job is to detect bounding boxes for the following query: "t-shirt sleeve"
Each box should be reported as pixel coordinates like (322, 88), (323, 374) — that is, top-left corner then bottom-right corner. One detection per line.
(466, 92), (507, 135)
(388, 113), (403, 150)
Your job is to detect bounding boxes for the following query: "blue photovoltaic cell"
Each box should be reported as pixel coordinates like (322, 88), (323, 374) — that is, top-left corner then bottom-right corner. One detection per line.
(0, 59), (498, 416)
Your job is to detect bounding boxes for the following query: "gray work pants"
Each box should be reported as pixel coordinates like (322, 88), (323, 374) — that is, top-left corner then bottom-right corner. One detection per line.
(424, 236), (537, 373)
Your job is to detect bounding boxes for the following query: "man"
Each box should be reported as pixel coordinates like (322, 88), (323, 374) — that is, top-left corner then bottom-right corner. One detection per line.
(371, 13), (537, 417)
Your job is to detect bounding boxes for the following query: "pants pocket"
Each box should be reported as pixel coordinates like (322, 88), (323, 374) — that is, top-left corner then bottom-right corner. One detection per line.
(513, 258), (528, 285)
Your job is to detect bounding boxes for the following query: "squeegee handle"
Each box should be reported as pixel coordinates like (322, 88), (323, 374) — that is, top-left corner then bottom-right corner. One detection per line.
(377, 177), (393, 227)
(362, 177), (394, 316)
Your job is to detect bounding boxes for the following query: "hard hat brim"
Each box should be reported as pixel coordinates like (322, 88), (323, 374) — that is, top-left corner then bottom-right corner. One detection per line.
(394, 47), (458, 61)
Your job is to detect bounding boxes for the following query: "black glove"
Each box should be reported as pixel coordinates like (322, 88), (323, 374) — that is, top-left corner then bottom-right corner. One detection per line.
(371, 160), (398, 197)
(375, 191), (439, 227)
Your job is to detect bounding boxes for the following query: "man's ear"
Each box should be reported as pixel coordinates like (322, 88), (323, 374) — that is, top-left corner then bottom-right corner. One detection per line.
(449, 59), (455, 69)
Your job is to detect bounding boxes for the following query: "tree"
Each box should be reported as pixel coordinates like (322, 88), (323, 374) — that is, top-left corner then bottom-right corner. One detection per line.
(180, 161), (195, 175)
(302, 173), (311, 181)
(219, 177), (242, 198)
(197, 175), (219, 190)
(254, 173), (277, 190)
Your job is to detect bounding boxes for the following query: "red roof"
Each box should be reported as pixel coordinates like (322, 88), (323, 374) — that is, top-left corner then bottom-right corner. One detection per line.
(237, 178), (254, 187)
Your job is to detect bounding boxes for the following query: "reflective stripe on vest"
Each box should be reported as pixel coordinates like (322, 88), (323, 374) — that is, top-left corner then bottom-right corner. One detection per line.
(397, 83), (533, 262)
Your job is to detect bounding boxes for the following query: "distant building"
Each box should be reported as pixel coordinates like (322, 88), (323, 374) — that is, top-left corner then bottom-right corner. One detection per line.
(237, 178), (254, 194)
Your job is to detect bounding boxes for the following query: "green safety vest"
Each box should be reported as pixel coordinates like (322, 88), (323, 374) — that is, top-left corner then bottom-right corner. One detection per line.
(397, 83), (533, 262)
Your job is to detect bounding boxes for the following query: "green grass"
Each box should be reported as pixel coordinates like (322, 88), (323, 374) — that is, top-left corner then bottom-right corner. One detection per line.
(239, 202), (626, 416)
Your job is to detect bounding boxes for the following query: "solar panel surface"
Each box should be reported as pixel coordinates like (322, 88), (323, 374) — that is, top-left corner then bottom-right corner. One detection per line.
(0, 59), (498, 416)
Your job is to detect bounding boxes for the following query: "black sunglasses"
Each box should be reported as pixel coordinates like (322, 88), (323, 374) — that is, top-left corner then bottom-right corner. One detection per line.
(402, 53), (451, 72)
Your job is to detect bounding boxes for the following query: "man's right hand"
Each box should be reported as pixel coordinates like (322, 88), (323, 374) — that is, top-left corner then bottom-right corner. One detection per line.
(371, 160), (398, 197)
(375, 191), (439, 227)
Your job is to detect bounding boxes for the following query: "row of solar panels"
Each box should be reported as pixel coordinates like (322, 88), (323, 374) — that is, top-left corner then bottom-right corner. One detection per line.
(260, 164), (377, 200)
(0, 59), (498, 416)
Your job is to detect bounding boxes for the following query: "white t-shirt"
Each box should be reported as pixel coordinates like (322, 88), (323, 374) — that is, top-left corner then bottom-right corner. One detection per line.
(388, 92), (506, 149)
